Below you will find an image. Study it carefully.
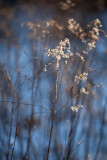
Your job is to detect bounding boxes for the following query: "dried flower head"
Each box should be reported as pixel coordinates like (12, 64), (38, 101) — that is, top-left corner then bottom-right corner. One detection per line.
(75, 72), (88, 84)
(59, 0), (75, 11)
(67, 18), (103, 54)
(47, 38), (74, 69)
(71, 104), (84, 112)
(80, 88), (89, 94)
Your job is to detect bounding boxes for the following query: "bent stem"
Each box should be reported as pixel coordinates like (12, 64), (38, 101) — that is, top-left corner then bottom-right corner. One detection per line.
(46, 62), (59, 160)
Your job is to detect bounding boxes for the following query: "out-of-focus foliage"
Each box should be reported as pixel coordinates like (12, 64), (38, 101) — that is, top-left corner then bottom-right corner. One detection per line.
(0, 0), (107, 160)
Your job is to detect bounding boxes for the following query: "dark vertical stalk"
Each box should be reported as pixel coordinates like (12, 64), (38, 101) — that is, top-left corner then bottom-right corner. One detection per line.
(7, 101), (14, 160)
(46, 65), (59, 160)
(11, 98), (19, 160)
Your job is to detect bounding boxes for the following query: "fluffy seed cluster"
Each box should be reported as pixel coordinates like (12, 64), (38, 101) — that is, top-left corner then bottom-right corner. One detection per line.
(71, 104), (84, 112)
(47, 38), (74, 69)
(67, 19), (86, 43)
(76, 52), (85, 61)
(86, 19), (102, 53)
(46, 20), (63, 30)
(67, 18), (103, 54)
(59, 0), (75, 11)
(80, 87), (89, 94)
(75, 72), (88, 84)
(21, 22), (50, 38)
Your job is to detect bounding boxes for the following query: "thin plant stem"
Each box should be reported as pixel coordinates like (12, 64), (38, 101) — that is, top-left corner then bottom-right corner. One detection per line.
(24, 77), (40, 160)
(7, 101), (14, 160)
(46, 64), (59, 160)
(11, 98), (19, 160)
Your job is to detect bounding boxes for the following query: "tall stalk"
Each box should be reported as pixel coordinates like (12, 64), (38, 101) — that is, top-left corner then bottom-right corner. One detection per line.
(46, 62), (59, 160)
